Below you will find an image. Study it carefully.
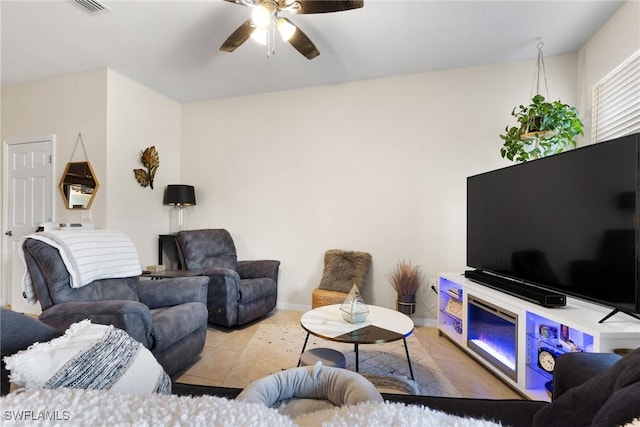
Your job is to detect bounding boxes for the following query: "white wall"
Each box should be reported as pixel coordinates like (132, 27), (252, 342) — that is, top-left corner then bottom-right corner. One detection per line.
(105, 69), (182, 267)
(0, 69), (181, 290)
(577, 0), (640, 143)
(181, 54), (578, 319)
(1, 70), (108, 227)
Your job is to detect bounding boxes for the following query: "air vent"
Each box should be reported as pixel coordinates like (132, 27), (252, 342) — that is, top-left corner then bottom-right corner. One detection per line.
(73, 0), (111, 14)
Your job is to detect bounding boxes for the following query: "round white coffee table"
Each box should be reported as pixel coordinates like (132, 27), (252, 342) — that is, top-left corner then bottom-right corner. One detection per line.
(299, 304), (415, 379)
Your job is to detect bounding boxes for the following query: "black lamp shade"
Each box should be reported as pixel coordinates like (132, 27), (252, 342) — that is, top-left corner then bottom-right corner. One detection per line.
(164, 185), (196, 206)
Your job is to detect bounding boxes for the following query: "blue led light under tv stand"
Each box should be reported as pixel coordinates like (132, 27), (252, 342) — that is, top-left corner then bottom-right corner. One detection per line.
(464, 270), (566, 308)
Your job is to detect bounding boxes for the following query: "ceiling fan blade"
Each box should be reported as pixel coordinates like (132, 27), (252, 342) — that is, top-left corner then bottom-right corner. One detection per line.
(296, 0), (363, 14)
(283, 18), (320, 60)
(220, 20), (254, 53)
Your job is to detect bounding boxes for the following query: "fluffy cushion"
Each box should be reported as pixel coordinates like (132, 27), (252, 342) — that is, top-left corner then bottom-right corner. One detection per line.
(0, 388), (506, 426)
(236, 363), (383, 418)
(3, 320), (170, 395)
(294, 401), (502, 427)
(318, 250), (372, 293)
(0, 388), (294, 427)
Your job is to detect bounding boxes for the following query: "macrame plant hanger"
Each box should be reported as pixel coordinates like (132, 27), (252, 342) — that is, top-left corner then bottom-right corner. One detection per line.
(522, 40), (553, 140)
(70, 132), (89, 162)
(531, 40), (549, 99)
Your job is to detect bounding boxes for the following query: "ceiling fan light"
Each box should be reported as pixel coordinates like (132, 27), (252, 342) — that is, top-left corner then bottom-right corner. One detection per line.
(251, 4), (272, 28)
(250, 26), (267, 45)
(277, 19), (296, 42)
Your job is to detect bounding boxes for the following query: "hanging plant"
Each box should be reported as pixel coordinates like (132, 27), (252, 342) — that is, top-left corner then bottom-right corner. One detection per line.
(133, 146), (159, 189)
(500, 94), (584, 162)
(499, 41), (584, 163)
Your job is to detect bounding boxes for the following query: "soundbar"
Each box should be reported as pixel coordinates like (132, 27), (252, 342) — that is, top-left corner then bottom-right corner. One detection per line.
(464, 270), (566, 308)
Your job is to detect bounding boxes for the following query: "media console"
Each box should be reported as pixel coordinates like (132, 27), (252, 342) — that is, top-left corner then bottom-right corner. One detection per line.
(438, 273), (640, 402)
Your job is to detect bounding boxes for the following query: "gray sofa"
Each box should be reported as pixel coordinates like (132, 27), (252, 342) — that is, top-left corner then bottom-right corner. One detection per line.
(21, 238), (210, 377)
(1, 308), (638, 426)
(175, 229), (280, 327)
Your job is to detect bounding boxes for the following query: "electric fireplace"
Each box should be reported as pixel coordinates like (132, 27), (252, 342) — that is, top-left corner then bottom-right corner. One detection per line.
(467, 296), (518, 381)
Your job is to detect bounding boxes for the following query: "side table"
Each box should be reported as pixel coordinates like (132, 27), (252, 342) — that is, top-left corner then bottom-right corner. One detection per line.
(140, 269), (196, 280)
(158, 234), (181, 270)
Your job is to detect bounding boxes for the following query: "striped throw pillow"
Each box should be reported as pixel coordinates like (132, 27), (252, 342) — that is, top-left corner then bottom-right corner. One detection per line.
(4, 320), (170, 395)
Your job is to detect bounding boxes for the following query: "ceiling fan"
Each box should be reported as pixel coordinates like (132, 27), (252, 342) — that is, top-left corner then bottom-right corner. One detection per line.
(220, 0), (364, 60)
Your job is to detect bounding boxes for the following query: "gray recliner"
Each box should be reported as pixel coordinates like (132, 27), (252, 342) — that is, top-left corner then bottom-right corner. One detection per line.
(21, 238), (210, 378)
(175, 229), (280, 327)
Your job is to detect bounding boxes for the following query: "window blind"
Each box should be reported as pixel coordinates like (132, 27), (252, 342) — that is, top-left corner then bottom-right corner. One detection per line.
(592, 50), (640, 143)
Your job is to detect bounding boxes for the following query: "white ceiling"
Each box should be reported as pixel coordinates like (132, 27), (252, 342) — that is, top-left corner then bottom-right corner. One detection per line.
(1, 0), (625, 103)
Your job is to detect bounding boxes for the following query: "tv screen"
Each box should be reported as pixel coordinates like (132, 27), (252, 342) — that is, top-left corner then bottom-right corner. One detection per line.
(467, 133), (639, 315)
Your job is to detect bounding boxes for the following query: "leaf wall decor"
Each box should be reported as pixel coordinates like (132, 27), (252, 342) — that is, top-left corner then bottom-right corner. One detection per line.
(133, 146), (159, 189)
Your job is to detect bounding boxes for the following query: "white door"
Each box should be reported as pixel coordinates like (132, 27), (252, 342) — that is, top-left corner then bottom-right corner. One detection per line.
(3, 136), (54, 314)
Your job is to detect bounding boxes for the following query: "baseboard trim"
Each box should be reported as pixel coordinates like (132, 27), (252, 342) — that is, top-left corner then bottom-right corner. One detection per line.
(276, 302), (309, 312)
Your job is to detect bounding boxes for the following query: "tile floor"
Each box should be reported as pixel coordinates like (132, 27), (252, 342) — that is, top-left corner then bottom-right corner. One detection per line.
(177, 309), (523, 400)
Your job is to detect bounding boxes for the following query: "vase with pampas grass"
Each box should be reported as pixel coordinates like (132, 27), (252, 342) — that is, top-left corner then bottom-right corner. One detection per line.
(388, 260), (423, 316)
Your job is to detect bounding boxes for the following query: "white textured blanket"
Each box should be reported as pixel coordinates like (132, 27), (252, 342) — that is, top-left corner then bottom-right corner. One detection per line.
(19, 230), (142, 304)
(0, 388), (503, 426)
(3, 389), (640, 427)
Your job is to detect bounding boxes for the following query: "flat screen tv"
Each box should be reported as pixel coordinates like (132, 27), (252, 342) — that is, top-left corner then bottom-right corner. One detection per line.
(467, 133), (639, 322)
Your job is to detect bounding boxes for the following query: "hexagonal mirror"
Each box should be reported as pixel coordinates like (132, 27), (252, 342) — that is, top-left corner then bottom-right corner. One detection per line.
(58, 161), (99, 209)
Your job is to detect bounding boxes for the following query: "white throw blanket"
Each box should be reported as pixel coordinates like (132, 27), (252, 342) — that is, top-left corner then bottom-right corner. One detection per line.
(19, 230), (142, 304)
(3, 388), (640, 427)
(0, 388), (503, 426)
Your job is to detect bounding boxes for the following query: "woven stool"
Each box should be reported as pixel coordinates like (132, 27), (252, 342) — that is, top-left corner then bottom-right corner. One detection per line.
(299, 348), (346, 368)
(311, 288), (348, 309)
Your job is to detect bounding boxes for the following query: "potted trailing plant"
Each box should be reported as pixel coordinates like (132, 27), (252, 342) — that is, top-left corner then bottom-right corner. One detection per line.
(500, 94), (584, 162)
(388, 260), (423, 316)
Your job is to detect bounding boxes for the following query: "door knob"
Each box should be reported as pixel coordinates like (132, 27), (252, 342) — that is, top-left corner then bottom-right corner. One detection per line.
(4, 231), (12, 236)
